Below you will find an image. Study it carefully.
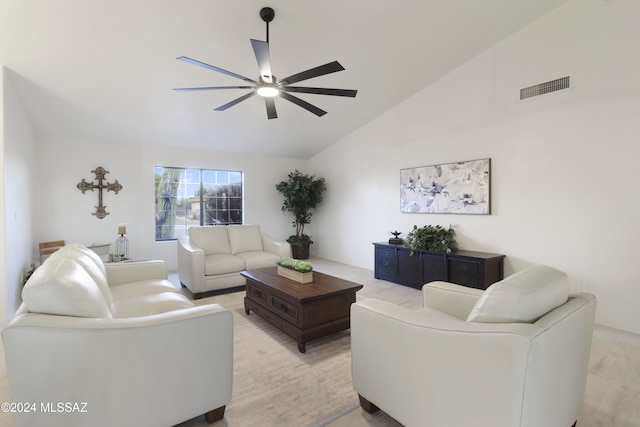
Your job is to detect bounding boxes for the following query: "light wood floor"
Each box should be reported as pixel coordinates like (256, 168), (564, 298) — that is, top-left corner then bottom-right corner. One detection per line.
(1, 258), (639, 427)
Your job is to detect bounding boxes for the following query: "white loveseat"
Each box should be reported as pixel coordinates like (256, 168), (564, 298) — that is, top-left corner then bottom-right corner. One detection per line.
(2, 243), (233, 427)
(177, 224), (291, 298)
(351, 265), (597, 427)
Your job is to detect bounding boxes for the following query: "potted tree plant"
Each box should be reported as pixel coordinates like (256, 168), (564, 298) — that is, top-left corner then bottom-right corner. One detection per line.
(275, 170), (327, 259)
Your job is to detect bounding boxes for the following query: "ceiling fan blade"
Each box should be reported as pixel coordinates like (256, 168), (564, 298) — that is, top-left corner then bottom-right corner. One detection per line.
(250, 39), (273, 83)
(278, 61), (345, 85)
(177, 56), (257, 84)
(280, 92), (327, 117)
(214, 91), (257, 111)
(265, 98), (278, 119)
(174, 86), (254, 92)
(283, 87), (357, 97)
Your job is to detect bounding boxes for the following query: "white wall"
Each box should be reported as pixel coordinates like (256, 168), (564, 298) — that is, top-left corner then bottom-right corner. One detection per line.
(33, 136), (305, 274)
(0, 67), (6, 324)
(311, 0), (640, 334)
(1, 67), (37, 321)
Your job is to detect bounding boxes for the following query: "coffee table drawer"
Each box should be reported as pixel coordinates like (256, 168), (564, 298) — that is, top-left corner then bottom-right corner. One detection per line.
(271, 296), (298, 322)
(246, 284), (268, 303)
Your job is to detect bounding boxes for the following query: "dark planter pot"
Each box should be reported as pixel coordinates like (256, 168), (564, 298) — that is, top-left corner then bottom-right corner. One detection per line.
(290, 242), (311, 260)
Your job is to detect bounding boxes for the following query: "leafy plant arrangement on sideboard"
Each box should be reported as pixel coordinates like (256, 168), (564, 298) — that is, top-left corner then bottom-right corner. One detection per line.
(275, 170), (327, 259)
(406, 225), (459, 254)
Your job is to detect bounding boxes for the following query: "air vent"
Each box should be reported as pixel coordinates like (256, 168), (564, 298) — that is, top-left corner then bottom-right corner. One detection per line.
(520, 76), (571, 100)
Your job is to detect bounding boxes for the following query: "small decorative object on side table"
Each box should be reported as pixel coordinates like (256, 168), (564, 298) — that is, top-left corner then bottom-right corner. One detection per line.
(115, 223), (129, 260)
(388, 230), (404, 245)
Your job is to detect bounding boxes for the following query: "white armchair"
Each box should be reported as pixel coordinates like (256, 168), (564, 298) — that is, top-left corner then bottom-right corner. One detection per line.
(2, 243), (233, 427)
(351, 266), (596, 427)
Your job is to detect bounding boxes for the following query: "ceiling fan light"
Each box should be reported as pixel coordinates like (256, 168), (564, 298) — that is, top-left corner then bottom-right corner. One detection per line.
(257, 85), (280, 97)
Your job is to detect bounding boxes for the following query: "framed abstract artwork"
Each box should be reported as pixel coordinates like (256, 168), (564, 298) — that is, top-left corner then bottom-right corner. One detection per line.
(400, 158), (491, 214)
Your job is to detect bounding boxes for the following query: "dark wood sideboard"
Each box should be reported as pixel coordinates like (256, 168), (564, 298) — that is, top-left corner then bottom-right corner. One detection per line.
(373, 242), (505, 290)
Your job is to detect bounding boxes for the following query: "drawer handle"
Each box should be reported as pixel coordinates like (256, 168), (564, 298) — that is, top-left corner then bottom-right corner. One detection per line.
(255, 290), (261, 297)
(279, 304), (288, 312)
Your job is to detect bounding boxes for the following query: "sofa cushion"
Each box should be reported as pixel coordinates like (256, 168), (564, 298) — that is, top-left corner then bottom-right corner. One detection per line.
(22, 257), (113, 318)
(111, 292), (194, 318)
(64, 244), (114, 307)
(228, 224), (263, 255)
(466, 265), (569, 323)
(236, 251), (279, 270)
(189, 226), (231, 255)
(204, 253), (246, 276)
(109, 279), (180, 302)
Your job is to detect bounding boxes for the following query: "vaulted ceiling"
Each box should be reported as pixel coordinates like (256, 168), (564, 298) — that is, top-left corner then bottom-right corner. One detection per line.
(0, 0), (568, 158)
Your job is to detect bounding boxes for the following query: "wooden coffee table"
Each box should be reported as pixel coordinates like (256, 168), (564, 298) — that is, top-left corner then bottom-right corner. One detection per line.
(242, 267), (363, 353)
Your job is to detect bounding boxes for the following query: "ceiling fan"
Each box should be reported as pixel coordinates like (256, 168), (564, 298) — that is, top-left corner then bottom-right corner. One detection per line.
(174, 7), (357, 119)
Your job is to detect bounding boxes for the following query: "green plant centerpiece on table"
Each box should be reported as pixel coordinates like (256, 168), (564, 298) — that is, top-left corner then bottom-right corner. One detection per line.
(276, 258), (314, 283)
(275, 170), (327, 259)
(406, 224), (459, 255)
(276, 258), (313, 273)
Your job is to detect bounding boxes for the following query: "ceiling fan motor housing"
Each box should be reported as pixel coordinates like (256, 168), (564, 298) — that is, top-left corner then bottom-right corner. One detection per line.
(260, 7), (275, 23)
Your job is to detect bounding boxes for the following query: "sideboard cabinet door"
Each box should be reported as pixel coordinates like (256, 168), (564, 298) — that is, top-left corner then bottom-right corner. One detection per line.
(447, 251), (505, 289)
(447, 258), (482, 289)
(374, 244), (396, 282)
(395, 247), (421, 288)
(421, 252), (447, 284)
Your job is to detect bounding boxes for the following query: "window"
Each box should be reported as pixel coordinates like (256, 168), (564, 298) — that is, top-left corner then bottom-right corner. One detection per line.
(154, 167), (243, 241)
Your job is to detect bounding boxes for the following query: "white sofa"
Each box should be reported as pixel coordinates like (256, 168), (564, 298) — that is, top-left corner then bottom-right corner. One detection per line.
(2, 243), (233, 427)
(177, 224), (291, 298)
(351, 265), (597, 427)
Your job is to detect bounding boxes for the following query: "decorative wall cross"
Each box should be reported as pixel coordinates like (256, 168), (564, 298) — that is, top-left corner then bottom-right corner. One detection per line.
(76, 166), (123, 219)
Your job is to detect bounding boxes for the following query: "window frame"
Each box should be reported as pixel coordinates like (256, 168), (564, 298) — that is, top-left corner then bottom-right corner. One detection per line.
(154, 166), (244, 241)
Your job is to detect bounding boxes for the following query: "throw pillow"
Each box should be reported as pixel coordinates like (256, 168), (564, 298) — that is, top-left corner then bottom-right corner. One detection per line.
(466, 265), (569, 323)
(189, 226), (231, 255)
(228, 224), (264, 254)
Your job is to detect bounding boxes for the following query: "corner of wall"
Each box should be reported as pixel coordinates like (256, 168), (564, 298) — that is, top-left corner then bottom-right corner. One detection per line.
(1, 66), (37, 322)
(1, 65), (9, 325)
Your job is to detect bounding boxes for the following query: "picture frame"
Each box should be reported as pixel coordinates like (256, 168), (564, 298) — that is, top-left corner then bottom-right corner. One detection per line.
(400, 158), (491, 214)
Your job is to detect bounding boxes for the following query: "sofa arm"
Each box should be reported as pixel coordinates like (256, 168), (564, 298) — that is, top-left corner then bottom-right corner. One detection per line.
(105, 260), (168, 287)
(177, 235), (206, 292)
(422, 281), (484, 320)
(262, 232), (292, 258)
(2, 304), (233, 427)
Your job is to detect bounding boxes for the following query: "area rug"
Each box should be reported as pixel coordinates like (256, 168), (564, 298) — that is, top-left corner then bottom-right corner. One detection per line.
(183, 290), (360, 427)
